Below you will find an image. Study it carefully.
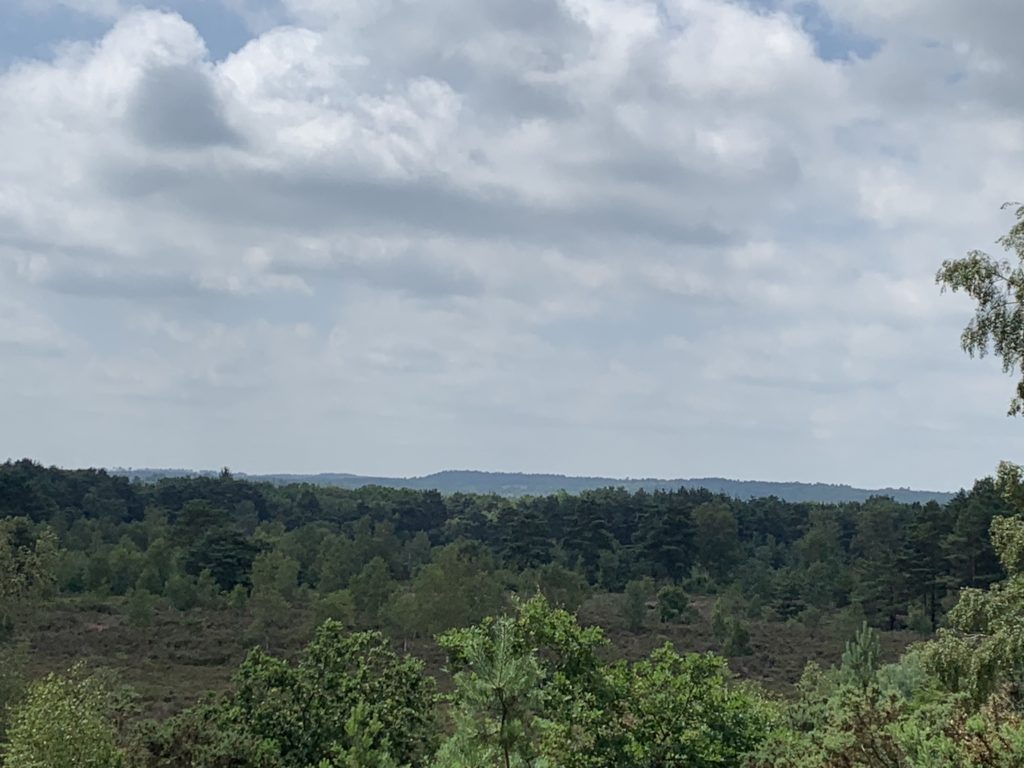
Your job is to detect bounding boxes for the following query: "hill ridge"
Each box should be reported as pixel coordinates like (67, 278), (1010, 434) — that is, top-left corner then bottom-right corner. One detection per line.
(111, 467), (954, 505)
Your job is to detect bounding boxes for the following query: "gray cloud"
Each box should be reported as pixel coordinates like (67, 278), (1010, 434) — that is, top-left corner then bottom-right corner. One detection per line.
(96, 159), (737, 246)
(128, 64), (240, 148)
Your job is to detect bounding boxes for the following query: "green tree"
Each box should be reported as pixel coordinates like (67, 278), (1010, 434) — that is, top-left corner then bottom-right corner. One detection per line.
(657, 585), (696, 624)
(136, 624), (436, 767)
(230, 624), (437, 767)
(314, 589), (356, 628)
(622, 577), (654, 632)
(3, 665), (125, 768)
(840, 622), (881, 691)
(519, 562), (589, 612)
(126, 587), (156, 628)
(252, 550), (300, 601)
(497, 504), (552, 570)
(84, 550), (112, 595)
(944, 479), (1007, 589)
(440, 596), (629, 768)
(436, 617), (545, 768)
(711, 598), (753, 656)
(0, 519), (58, 634)
(313, 534), (356, 594)
(924, 513), (1024, 703)
(561, 498), (616, 580)
(316, 702), (399, 768)
(621, 644), (773, 767)
(635, 492), (695, 582)
(937, 203), (1024, 413)
(793, 511), (845, 610)
(163, 573), (199, 611)
(184, 528), (259, 591)
(692, 501), (739, 581)
(108, 538), (145, 596)
(899, 501), (952, 628)
(171, 500), (222, 547)
(396, 543), (505, 637)
(849, 497), (908, 629)
(349, 556), (396, 627)
(136, 537), (175, 595)
(0, 642), (29, 740)
(195, 568), (222, 608)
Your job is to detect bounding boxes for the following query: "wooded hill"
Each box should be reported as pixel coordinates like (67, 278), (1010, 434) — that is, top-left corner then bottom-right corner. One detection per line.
(113, 466), (954, 504)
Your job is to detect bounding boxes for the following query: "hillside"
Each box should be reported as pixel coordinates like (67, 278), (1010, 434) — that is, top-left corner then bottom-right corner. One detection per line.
(114, 467), (954, 504)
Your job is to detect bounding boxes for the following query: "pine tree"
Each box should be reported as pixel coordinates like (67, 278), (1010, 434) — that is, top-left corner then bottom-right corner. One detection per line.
(840, 621), (880, 690)
(436, 617), (545, 768)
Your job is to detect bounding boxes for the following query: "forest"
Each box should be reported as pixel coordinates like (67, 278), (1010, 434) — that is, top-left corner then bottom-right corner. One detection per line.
(1, 455), (1024, 766)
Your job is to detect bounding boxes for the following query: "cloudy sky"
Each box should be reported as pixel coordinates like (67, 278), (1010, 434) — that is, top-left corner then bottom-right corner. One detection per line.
(2, 0), (1023, 490)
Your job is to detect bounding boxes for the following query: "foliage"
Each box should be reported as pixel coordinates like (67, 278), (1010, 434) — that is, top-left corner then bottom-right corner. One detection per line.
(440, 596), (628, 768)
(7, 461), (1024, 766)
(937, 203), (1024, 414)
(0, 461), (1010, 645)
(3, 665), (125, 768)
(133, 622), (437, 767)
(125, 588), (156, 628)
(349, 557), (397, 627)
(620, 644), (774, 767)
(0, 642), (29, 740)
(314, 589), (356, 627)
(518, 562), (589, 612)
(0, 518), (58, 633)
(435, 617), (545, 768)
(923, 513), (1024, 704)
(840, 622), (881, 691)
(393, 542), (506, 637)
(657, 584), (697, 624)
(711, 596), (753, 655)
(622, 577), (654, 632)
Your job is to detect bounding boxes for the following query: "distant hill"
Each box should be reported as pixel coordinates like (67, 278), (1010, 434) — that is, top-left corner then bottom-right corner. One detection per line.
(113, 468), (955, 505)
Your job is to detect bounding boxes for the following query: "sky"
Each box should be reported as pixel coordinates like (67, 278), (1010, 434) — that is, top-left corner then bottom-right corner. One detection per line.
(2, 0), (1023, 491)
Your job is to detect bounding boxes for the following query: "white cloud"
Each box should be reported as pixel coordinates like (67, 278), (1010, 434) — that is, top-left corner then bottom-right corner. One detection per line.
(1, 0), (1023, 488)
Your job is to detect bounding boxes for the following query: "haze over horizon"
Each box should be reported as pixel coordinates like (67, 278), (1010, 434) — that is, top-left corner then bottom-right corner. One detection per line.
(3, 0), (1024, 490)
(0, 460), (973, 497)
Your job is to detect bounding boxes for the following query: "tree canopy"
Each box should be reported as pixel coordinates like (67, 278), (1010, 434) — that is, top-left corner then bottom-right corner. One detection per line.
(938, 202), (1024, 413)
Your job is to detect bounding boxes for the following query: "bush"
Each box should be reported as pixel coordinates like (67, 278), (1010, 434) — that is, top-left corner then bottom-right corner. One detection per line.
(906, 603), (932, 634)
(657, 585), (697, 624)
(137, 624), (438, 768)
(520, 562), (590, 612)
(314, 589), (355, 627)
(798, 606), (824, 630)
(623, 644), (773, 765)
(126, 588), (156, 628)
(227, 583), (248, 611)
(683, 566), (718, 595)
(622, 578), (655, 632)
(164, 573), (199, 611)
(723, 618), (753, 656)
(712, 598), (753, 656)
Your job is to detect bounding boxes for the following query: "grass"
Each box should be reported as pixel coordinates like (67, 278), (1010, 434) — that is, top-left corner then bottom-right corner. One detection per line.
(14, 595), (922, 721)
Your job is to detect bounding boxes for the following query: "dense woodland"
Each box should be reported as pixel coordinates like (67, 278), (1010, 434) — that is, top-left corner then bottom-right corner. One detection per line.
(2, 458), (1024, 766)
(0, 459), (1011, 637)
